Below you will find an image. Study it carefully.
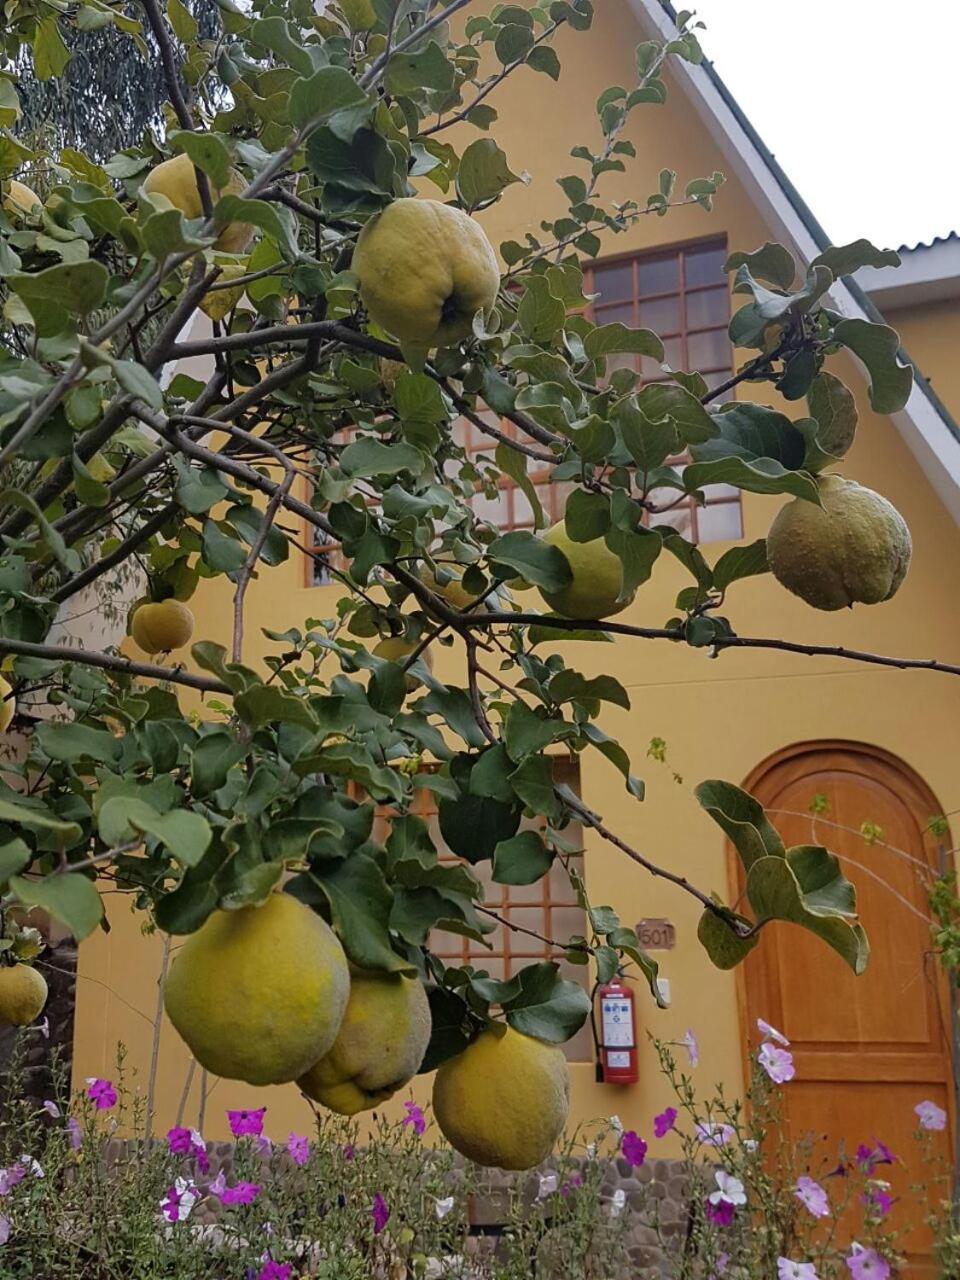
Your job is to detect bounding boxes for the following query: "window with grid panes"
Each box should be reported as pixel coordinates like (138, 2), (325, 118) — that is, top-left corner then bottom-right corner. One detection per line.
(584, 238), (743, 544)
(370, 759), (592, 1063)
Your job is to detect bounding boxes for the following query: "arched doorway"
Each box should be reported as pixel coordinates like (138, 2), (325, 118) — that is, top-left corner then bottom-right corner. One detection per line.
(735, 741), (954, 1273)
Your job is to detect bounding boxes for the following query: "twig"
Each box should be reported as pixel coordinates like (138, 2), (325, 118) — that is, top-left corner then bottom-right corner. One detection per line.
(232, 471), (294, 662)
(175, 1058), (197, 1129)
(0, 638), (231, 695)
(476, 903), (589, 956)
(466, 637), (497, 744)
(50, 502), (179, 605)
(145, 934), (172, 1141)
(359, 0), (474, 88)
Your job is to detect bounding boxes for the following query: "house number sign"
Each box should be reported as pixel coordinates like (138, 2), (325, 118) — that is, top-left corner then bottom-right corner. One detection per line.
(636, 918), (677, 950)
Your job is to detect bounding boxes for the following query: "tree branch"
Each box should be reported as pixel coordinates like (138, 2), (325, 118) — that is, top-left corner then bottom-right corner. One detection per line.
(0, 638), (231, 695)
(232, 471), (294, 663)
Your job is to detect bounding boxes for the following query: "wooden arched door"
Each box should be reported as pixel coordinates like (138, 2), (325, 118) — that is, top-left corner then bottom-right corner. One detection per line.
(736, 742), (954, 1271)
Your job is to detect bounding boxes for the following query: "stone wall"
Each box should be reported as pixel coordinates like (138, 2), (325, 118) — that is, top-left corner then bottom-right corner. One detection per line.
(0, 940), (77, 1106)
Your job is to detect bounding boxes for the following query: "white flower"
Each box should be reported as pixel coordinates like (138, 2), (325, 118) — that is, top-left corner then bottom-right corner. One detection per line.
(33, 1018), (49, 1040)
(0, 1215), (9, 1246)
(608, 1114), (624, 1132)
(757, 1018), (790, 1047)
(18, 1156), (43, 1179)
(695, 1121), (735, 1148)
(610, 1188), (627, 1218)
(537, 1173), (558, 1198)
(40, 1101), (60, 1119)
(709, 1171), (746, 1207)
(743, 1139), (758, 1152)
(435, 1196), (454, 1220)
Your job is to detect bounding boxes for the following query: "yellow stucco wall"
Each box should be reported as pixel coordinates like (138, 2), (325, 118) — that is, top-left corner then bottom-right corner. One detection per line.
(887, 297), (960, 423)
(73, 7), (960, 1147)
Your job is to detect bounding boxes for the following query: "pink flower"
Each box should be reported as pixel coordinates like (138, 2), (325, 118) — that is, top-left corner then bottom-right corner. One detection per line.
(257, 1264), (292, 1280)
(219, 1180), (260, 1206)
(713, 1253), (730, 1278)
(207, 1170), (227, 1197)
(86, 1078), (117, 1110)
(845, 1247), (890, 1280)
(0, 1166), (25, 1196)
(914, 1100), (947, 1131)
(256, 1135), (273, 1158)
(560, 1173), (583, 1197)
(856, 1141), (895, 1174)
(402, 1101), (426, 1136)
(862, 1187), (894, 1218)
(778, 1261), (819, 1280)
(227, 1108), (265, 1138)
(794, 1176), (829, 1219)
(695, 1121), (734, 1148)
(372, 1192), (390, 1234)
(343, 1144), (356, 1161)
(682, 1029), (699, 1067)
(286, 1133), (310, 1167)
(758, 1042), (795, 1084)
(66, 1117), (82, 1150)
(758, 1018), (790, 1046)
(705, 1197), (735, 1226)
(873, 1138), (896, 1165)
(167, 1127), (194, 1156)
(653, 1107), (677, 1138)
(621, 1131), (647, 1167)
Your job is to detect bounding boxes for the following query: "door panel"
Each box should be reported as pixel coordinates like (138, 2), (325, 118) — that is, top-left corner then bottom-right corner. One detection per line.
(737, 744), (953, 1273)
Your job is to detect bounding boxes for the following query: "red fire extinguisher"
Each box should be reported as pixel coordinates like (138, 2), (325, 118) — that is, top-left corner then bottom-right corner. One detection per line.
(597, 974), (639, 1085)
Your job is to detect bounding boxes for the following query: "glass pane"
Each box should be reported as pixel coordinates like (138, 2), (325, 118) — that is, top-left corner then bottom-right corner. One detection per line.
(472, 488), (509, 525)
(549, 856), (579, 899)
(697, 500), (743, 543)
(430, 928), (465, 956)
(511, 485), (533, 528)
(508, 878), (544, 905)
(550, 905), (587, 945)
(686, 287), (729, 329)
(649, 503), (694, 538)
(451, 418), (469, 447)
(638, 253), (679, 295)
(593, 301), (634, 327)
(507, 907), (545, 939)
(688, 328), (730, 371)
(592, 261), (633, 303)
(702, 483), (739, 501)
(474, 956), (505, 981)
(703, 369), (731, 391)
(638, 294), (681, 335)
(684, 243), (726, 287)
(481, 922), (505, 953)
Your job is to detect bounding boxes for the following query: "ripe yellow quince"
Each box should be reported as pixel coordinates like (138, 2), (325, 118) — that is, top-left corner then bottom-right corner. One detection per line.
(0, 675), (15, 733)
(372, 635), (433, 690)
(538, 521), (634, 620)
(0, 964), (48, 1026)
(142, 153), (252, 254)
(2, 180), (42, 220)
(432, 1024), (570, 1169)
(164, 893), (350, 1086)
(352, 198), (500, 351)
(130, 600), (195, 655)
(299, 971), (431, 1114)
(766, 474), (912, 610)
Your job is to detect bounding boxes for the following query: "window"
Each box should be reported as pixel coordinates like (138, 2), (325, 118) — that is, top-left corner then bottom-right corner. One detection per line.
(372, 759), (593, 1063)
(584, 238), (742, 543)
(307, 238), (741, 581)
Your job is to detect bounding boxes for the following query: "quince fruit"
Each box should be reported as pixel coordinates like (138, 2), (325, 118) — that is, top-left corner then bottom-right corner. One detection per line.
(0, 964), (47, 1026)
(130, 600), (195, 655)
(3, 180), (41, 220)
(538, 521), (634, 620)
(164, 893), (350, 1086)
(433, 1024), (570, 1169)
(420, 564), (481, 611)
(767, 474), (911, 610)
(0, 675), (14, 733)
(298, 971), (431, 1114)
(373, 635), (433, 690)
(142, 154), (252, 254)
(352, 198), (500, 351)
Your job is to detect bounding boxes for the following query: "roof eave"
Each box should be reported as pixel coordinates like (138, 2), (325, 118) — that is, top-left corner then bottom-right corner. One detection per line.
(628, 0), (960, 525)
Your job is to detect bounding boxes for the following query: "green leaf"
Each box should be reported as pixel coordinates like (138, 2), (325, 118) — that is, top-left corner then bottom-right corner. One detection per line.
(504, 702), (569, 762)
(11, 261), (108, 318)
(503, 961), (591, 1042)
(812, 239), (900, 278)
(340, 438), (424, 478)
(169, 130), (231, 191)
(418, 688), (489, 749)
(488, 530), (572, 590)
(517, 275), (565, 343)
(190, 731), (247, 797)
(0, 838), (30, 884)
(438, 791), (521, 863)
(493, 830), (553, 885)
(99, 797), (211, 867)
(225, 503), (289, 566)
(549, 669), (630, 710)
(309, 855), (412, 972)
(614, 401), (678, 472)
(584, 323), (663, 362)
(697, 905), (759, 969)
(509, 755), (562, 824)
(604, 525), (661, 597)
(528, 45), (561, 79)
(695, 779), (785, 872)
(637, 382), (715, 446)
(456, 138), (522, 210)
(683, 454), (819, 503)
(0, 798), (81, 845)
(10, 873), (102, 940)
(32, 18), (71, 80)
(580, 723), (644, 798)
(202, 519), (247, 573)
(384, 41), (456, 95)
(711, 539), (769, 592)
(468, 745), (517, 802)
(167, 0), (198, 43)
(496, 441), (545, 530)
(35, 722), (120, 765)
(234, 686), (317, 732)
(802, 371), (858, 470)
(563, 489), (609, 542)
(724, 242), (796, 291)
(832, 318), (913, 415)
(289, 66), (370, 131)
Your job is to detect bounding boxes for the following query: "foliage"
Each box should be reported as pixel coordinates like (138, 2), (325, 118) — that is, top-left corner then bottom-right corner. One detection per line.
(0, 0), (922, 1064)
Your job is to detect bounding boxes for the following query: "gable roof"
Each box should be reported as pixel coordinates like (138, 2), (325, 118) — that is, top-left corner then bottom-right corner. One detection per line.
(628, 0), (960, 524)
(857, 234), (960, 308)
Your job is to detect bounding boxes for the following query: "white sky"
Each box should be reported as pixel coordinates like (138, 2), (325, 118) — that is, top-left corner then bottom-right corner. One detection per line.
(689, 0), (960, 250)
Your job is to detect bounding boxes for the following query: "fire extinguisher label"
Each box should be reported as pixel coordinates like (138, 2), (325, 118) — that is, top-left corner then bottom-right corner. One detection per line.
(607, 1051), (630, 1069)
(601, 997), (635, 1047)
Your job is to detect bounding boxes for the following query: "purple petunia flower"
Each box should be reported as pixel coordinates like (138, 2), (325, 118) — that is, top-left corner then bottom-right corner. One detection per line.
(371, 1192), (390, 1234)
(257, 1263), (292, 1280)
(167, 1127), (194, 1156)
(86, 1078), (117, 1110)
(402, 1101), (426, 1136)
(794, 1176), (829, 1219)
(0, 1215), (9, 1246)
(695, 1121), (734, 1148)
(862, 1187), (894, 1218)
(653, 1107), (677, 1138)
(682, 1029), (699, 1067)
(160, 1178), (197, 1224)
(914, 1100), (947, 1132)
(286, 1133), (310, 1167)
(228, 1108), (266, 1139)
(621, 1131), (647, 1167)
(66, 1117), (82, 1150)
(0, 1166), (25, 1196)
(560, 1173), (583, 1197)
(778, 1261), (819, 1280)
(758, 1018), (790, 1047)
(220, 1181), (261, 1206)
(343, 1144), (355, 1161)
(758, 1042), (795, 1084)
(705, 1197), (736, 1227)
(845, 1246), (891, 1280)
(41, 1100), (60, 1119)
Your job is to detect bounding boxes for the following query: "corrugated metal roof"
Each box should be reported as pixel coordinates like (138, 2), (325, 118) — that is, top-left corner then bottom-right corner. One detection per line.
(897, 231), (960, 253)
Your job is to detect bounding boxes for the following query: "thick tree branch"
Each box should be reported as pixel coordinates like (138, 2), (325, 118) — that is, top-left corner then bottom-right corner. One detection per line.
(232, 471), (294, 663)
(0, 638), (231, 695)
